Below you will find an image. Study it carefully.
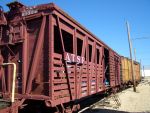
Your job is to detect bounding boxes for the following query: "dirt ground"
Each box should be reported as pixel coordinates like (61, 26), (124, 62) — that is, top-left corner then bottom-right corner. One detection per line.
(118, 77), (150, 112)
(87, 76), (150, 113)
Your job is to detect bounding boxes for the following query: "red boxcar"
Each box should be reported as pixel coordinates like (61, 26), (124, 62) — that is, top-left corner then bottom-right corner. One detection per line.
(0, 1), (121, 112)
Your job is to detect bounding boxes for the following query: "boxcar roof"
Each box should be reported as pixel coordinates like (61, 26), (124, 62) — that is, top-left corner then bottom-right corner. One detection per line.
(48, 3), (120, 56)
(6, 1), (120, 56)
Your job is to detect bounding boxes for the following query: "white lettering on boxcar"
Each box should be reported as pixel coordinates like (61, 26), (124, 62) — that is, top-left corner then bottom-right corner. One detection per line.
(64, 52), (84, 64)
(22, 7), (38, 16)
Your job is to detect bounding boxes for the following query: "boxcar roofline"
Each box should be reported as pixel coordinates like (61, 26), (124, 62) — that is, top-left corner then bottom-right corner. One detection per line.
(33, 2), (119, 55)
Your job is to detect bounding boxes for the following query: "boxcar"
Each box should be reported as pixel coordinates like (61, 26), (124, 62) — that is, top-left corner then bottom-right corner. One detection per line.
(121, 56), (141, 86)
(0, 1), (121, 113)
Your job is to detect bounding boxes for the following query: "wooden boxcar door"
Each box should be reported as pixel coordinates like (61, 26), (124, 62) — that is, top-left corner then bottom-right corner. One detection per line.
(109, 51), (115, 87)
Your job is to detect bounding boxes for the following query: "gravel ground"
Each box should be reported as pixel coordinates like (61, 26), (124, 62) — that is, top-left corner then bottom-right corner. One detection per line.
(118, 77), (150, 112)
(85, 77), (150, 113)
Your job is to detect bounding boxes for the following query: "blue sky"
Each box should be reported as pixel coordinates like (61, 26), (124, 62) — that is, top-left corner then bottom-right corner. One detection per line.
(0, 0), (150, 67)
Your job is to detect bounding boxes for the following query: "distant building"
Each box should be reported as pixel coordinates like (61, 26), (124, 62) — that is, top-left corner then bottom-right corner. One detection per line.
(141, 65), (150, 76)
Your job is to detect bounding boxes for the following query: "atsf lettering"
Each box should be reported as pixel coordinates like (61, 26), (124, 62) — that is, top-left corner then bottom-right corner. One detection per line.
(64, 52), (84, 64)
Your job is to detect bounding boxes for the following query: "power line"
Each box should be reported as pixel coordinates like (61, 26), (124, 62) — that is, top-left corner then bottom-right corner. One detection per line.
(132, 37), (150, 40)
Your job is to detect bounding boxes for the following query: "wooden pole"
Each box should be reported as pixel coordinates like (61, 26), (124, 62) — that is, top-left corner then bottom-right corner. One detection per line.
(134, 48), (136, 61)
(143, 66), (145, 78)
(126, 21), (136, 92)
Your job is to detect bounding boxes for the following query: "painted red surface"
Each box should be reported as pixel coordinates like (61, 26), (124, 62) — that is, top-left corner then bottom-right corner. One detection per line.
(0, 1), (124, 113)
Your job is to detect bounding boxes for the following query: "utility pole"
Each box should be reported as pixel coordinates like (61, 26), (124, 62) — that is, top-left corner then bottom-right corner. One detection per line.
(134, 48), (136, 61)
(126, 21), (136, 92)
(143, 66), (145, 78)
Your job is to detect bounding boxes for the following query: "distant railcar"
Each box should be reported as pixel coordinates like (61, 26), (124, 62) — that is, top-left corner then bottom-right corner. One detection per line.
(121, 56), (141, 86)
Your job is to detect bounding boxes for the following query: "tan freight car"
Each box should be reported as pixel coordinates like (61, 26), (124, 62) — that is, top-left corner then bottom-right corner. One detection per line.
(121, 57), (141, 85)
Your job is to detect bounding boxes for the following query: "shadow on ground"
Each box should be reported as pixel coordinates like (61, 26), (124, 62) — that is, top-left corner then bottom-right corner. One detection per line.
(82, 108), (150, 113)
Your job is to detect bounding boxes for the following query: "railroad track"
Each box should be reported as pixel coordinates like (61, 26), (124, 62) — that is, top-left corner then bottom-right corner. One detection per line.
(78, 93), (121, 113)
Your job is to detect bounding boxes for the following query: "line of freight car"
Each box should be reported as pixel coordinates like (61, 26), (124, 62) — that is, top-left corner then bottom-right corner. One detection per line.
(0, 1), (140, 113)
